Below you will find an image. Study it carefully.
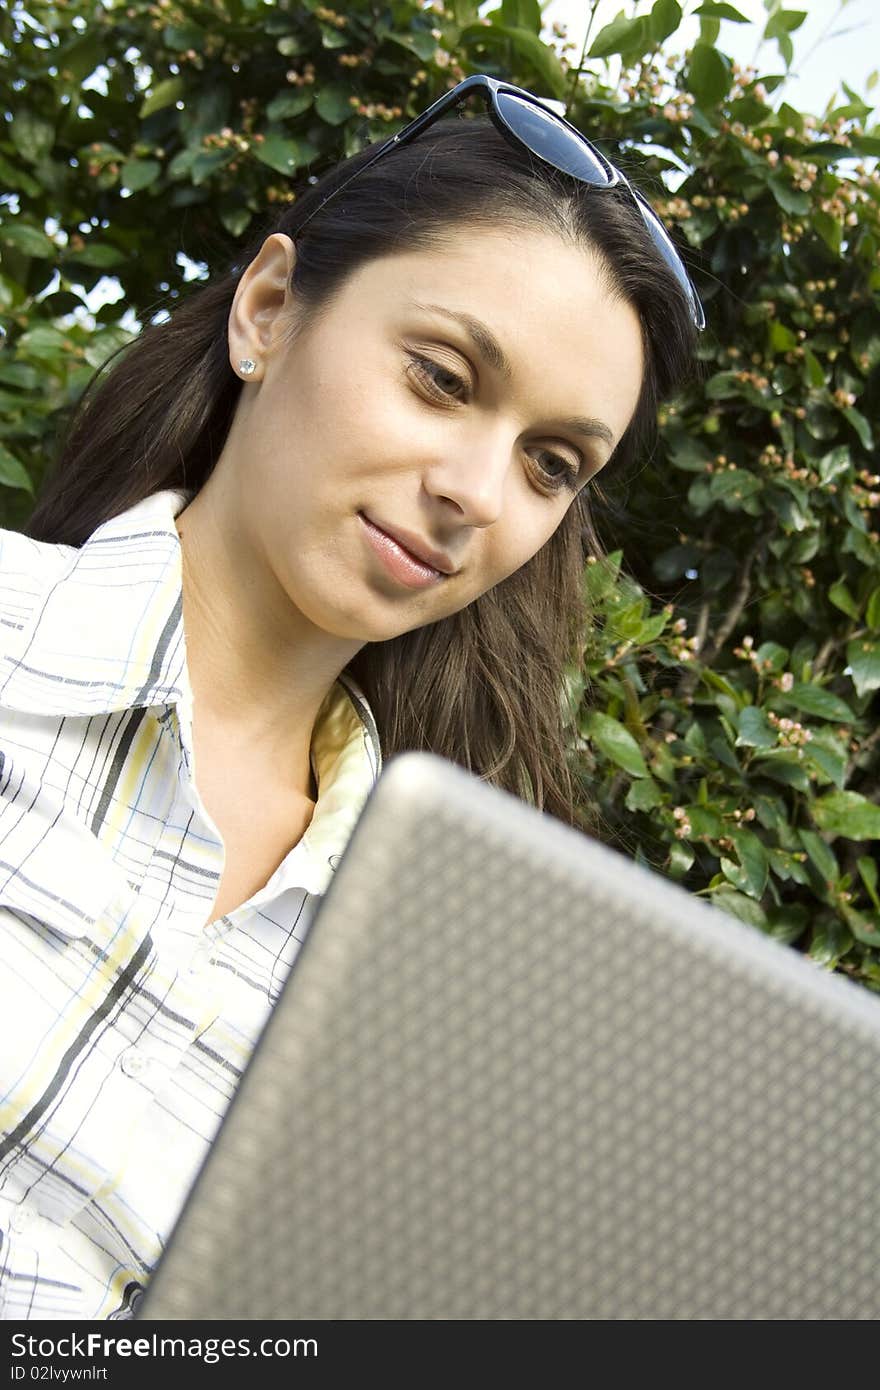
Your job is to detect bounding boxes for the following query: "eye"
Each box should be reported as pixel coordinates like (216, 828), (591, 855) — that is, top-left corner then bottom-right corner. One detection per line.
(405, 353), (469, 403)
(408, 350), (586, 497)
(525, 447), (581, 497)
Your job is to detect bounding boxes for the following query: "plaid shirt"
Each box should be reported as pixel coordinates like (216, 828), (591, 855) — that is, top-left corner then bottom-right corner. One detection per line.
(0, 489), (382, 1319)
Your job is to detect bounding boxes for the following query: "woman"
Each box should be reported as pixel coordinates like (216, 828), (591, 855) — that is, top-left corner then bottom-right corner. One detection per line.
(0, 76), (702, 1319)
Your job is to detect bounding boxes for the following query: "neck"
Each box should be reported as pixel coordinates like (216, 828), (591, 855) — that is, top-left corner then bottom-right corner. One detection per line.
(173, 476), (363, 797)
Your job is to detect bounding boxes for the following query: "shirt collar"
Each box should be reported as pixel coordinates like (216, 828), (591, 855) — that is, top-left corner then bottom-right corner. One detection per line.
(0, 490), (383, 890)
(0, 488), (192, 718)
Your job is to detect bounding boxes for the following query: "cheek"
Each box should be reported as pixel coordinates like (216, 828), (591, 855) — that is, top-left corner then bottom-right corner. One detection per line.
(460, 512), (565, 607)
(504, 504), (568, 574)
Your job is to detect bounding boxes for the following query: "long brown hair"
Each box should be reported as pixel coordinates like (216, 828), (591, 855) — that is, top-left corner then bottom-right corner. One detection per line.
(25, 113), (697, 836)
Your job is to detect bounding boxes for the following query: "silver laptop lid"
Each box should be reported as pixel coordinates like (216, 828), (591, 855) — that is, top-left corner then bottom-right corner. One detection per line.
(139, 752), (880, 1320)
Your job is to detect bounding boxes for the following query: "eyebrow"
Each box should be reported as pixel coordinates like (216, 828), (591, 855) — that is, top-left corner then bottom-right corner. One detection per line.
(407, 299), (616, 452)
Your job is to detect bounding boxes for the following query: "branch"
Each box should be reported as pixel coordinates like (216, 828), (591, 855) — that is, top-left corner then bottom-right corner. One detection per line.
(846, 722), (880, 784)
(813, 631), (842, 677)
(692, 596), (712, 661)
(696, 527), (771, 669)
(665, 526), (774, 713)
(565, 0), (602, 118)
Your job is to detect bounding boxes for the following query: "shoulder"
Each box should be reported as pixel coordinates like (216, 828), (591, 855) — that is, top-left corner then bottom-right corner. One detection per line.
(0, 525), (78, 659)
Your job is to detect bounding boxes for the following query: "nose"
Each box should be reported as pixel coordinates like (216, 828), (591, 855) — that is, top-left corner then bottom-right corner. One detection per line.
(420, 430), (510, 528)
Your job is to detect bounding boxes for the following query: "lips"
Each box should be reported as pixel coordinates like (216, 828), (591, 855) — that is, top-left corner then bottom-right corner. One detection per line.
(359, 513), (457, 575)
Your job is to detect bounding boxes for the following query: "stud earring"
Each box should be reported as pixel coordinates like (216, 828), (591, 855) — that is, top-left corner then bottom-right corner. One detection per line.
(238, 358), (257, 376)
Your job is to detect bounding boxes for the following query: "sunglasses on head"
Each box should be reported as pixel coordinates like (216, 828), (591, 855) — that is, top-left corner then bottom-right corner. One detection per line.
(294, 73), (706, 332)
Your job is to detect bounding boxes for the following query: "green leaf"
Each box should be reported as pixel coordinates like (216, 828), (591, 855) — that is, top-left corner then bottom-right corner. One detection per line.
(817, 445), (851, 485)
(583, 551), (623, 604)
(845, 637), (880, 697)
(802, 347), (826, 387)
(649, 0), (682, 45)
(9, 110), (55, 164)
(704, 370), (746, 399)
(625, 777), (662, 812)
(163, 23), (205, 51)
(0, 223), (56, 259)
(764, 9), (808, 37)
(0, 154), (41, 199)
(687, 41), (732, 104)
(504, 25), (569, 95)
(767, 847), (812, 886)
(253, 133), (319, 176)
(640, 610), (670, 643)
(798, 829), (838, 885)
(140, 77), (187, 119)
(767, 174), (810, 215)
(318, 21), (349, 49)
(842, 406), (873, 450)
(693, 1), (749, 18)
(805, 740), (847, 790)
(757, 641), (796, 679)
(768, 320), (797, 352)
(840, 903), (880, 948)
(808, 919), (853, 969)
(688, 805), (724, 839)
(265, 90), (314, 122)
(315, 83), (356, 126)
(62, 242), (128, 269)
(763, 903), (809, 945)
(220, 205), (253, 238)
(783, 682), (854, 723)
(500, 0), (542, 32)
(841, 81), (873, 119)
(709, 887), (768, 929)
(812, 208), (842, 255)
(81, 326), (132, 371)
(385, 29), (438, 62)
(847, 528), (880, 568)
(667, 840), (695, 876)
(735, 705), (776, 748)
(0, 444), (34, 494)
(55, 31), (104, 84)
(851, 311), (880, 373)
(583, 712), (650, 778)
(727, 826), (769, 897)
(588, 12), (647, 59)
(866, 588), (880, 632)
(0, 364), (39, 390)
(189, 149), (235, 185)
(828, 578), (860, 620)
(752, 754), (810, 791)
(276, 34), (307, 56)
(812, 792), (880, 841)
(15, 324), (69, 356)
(607, 596), (648, 641)
(701, 668), (743, 703)
(858, 856), (880, 910)
(754, 794), (786, 831)
(120, 159), (162, 193)
(665, 431), (714, 471)
(709, 469), (762, 508)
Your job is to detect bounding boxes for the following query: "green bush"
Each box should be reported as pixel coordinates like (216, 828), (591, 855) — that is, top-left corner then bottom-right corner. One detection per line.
(1, 0), (878, 987)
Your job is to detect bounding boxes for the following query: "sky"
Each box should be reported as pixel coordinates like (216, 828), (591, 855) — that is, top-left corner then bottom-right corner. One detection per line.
(541, 0), (880, 116)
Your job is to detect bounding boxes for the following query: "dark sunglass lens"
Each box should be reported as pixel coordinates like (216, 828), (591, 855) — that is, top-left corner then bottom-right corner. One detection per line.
(495, 91), (614, 185)
(632, 191), (705, 329)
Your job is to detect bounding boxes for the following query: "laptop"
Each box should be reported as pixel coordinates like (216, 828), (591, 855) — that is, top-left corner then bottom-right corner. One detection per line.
(138, 751), (880, 1320)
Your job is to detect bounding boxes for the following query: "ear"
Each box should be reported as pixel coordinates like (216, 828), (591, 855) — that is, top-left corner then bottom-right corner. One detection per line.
(227, 233), (298, 375)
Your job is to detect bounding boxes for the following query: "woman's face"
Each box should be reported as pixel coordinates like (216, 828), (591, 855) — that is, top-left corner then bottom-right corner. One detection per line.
(223, 224), (644, 645)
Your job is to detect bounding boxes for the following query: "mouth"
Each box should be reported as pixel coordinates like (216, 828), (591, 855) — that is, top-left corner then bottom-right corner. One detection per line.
(358, 512), (458, 576)
(357, 512), (457, 591)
